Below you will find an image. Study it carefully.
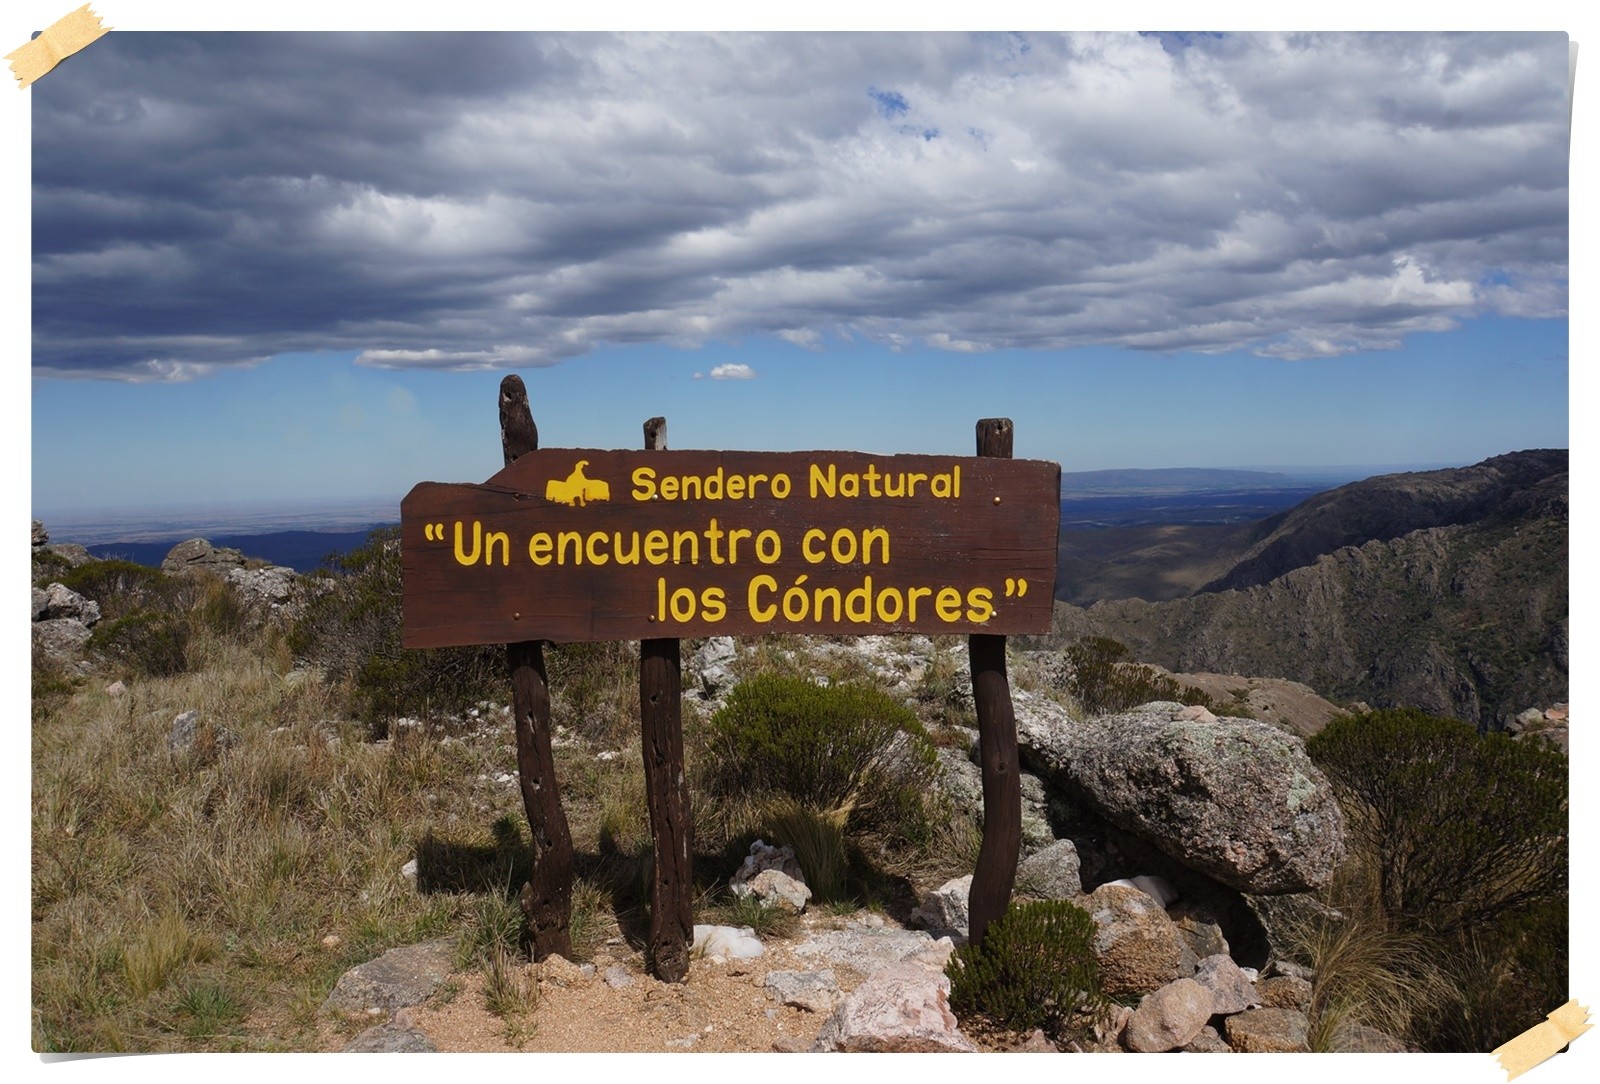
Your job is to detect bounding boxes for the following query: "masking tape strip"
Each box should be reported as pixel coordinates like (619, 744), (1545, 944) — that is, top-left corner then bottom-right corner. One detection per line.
(6, 5), (109, 89)
(1494, 1001), (1591, 1080)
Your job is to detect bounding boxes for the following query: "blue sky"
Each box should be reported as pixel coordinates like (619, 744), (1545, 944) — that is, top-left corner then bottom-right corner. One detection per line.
(14, 16), (1579, 521)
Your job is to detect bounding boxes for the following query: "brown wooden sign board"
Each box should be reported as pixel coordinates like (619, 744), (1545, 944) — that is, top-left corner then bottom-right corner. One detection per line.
(402, 448), (1060, 646)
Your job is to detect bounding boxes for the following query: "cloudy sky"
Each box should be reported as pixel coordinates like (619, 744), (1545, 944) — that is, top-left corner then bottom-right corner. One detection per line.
(21, 15), (1575, 516)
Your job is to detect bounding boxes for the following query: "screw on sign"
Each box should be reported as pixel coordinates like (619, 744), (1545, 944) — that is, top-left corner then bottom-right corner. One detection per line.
(401, 377), (1061, 976)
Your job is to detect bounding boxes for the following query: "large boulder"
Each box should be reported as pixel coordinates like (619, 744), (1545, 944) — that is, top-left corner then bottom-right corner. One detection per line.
(1020, 705), (1344, 894)
(1084, 883), (1185, 997)
(1016, 839), (1083, 899)
(1224, 1007), (1312, 1052)
(321, 940), (455, 1016)
(37, 583), (100, 626)
(162, 538), (248, 573)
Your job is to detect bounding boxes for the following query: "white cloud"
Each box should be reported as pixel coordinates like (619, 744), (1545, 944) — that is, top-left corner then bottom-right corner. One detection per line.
(708, 363), (756, 380)
(31, 31), (1569, 379)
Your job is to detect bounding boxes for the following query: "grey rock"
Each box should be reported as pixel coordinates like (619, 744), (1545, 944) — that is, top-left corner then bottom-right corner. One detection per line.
(32, 618), (93, 661)
(689, 636), (737, 695)
(732, 869), (811, 914)
(811, 960), (976, 1052)
(39, 583), (100, 626)
(1017, 839), (1083, 899)
(169, 711), (201, 752)
(322, 939), (456, 1015)
(764, 969), (841, 1013)
(936, 744), (1054, 852)
(1192, 953), (1259, 1015)
(1266, 958), (1315, 982)
(1085, 883), (1185, 998)
(32, 520), (48, 546)
(46, 543), (96, 567)
(1170, 904), (1230, 970)
(731, 840), (806, 890)
(603, 964), (636, 989)
(342, 1022), (437, 1052)
(1124, 978), (1214, 1052)
(1021, 708), (1345, 894)
(162, 538), (247, 573)
(32, 587), (48, 622)
(225, 565), (298, 610)
(1224, 1007), (1311, 1053)
(910, 874), (971, 937)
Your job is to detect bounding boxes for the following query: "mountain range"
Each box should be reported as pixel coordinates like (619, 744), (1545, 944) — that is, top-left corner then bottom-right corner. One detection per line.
(1048, 450), (1568, 729)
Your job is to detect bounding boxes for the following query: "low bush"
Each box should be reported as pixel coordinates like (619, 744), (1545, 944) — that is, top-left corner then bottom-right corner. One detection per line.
(946, 899), (1106, 1036)
(289, 527), (504, 725)
(1306, 708), (1567, 936)
(89, 611), (192, 678)
(1056, 636), (1214, 717)
(700, 673), (941, 838)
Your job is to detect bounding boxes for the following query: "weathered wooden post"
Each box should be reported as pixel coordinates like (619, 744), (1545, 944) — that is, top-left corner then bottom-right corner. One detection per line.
(498, 375), (574, 959)
(639, 417), (694, 982)
(966, 417), (1022, 947)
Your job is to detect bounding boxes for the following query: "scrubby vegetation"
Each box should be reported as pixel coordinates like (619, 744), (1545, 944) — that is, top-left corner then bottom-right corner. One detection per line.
(1055, 635), (1215, 716)
(946, 899), (1106, 1038)
(1296, 708), (1568, 1052)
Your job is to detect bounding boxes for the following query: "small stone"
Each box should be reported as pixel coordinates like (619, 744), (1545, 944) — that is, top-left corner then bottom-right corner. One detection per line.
(401, 858), (419, 882)
(1193, 953), (1259, 1015)
(604, 965), (635, 989)
(1124, 978), (1213, 1052)
(169, 710), (201, 752)
(321, 934), (343, 951)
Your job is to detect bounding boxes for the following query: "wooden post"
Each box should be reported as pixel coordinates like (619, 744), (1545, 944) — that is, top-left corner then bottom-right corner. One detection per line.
(639, 416), (694, 982)
(967, 417), (1022, 947)
(498, 375), (574, 960)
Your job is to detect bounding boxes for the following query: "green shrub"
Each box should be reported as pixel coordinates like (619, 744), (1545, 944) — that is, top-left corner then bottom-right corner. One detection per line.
(947, 899), (1106, 1035)
(289, 527), (504, 725)
(60, 560), (171, 621)
(88, 611), (192, 678)
(1057, 636), (1214, 717)
(1306, 708), (1567, 936)
(701, 673), (940, 836)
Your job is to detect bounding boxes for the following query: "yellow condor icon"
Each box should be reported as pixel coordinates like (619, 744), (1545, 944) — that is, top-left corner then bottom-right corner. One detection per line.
(544, 460), (612, 507)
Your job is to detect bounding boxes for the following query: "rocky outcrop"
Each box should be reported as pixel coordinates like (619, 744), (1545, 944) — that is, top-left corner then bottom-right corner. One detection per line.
(31, 580), (101, 668)
(1016, 839), (1083, 899)
(1020, 704), (1344, 895)
(811, 960), (976, 1052)
(162, 538), (249, 572)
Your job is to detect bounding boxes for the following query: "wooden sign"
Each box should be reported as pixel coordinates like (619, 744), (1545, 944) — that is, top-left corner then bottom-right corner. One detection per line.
(402, 448), (1060, 646)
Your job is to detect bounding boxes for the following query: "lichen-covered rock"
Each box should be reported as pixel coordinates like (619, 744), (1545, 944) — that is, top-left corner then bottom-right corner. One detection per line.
(321, 940), (455, 1016)
(1021, 708), (1344, 894)
(1224, 1007), (1311, 1052)
(1124, 978), (1214, 1052)
(38, 583), (100, 625)
(811, 961), (976, 1052)
(1193, 953), (1259, 1015)
(731, 840), (806, 889)
(342, 1022), (437, 1052)
(162, 538), (248, 573)
(1017, 839), (1083, 899)
(1085, 883), (1185, 998)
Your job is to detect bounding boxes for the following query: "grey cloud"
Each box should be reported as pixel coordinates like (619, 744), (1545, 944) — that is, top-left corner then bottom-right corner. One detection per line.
(32, 30), (1568, 379)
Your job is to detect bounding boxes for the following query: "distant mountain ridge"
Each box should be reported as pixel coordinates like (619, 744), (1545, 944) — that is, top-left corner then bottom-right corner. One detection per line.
(87, 526), (393, 573)
(1052, 449), (1568, 728)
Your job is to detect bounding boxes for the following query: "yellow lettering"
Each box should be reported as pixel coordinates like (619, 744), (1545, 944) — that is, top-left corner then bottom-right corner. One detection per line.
(585, 531), (609, 565)
(935, 587), (963, 622)
(701, 587), (727, 622)
(644, 530), (670, 565)
(907, 472), (927, 496)
(810, 462), (836, 498)
(756, 530), (781, 564)
(613, 531), (640, 565)
(557, 531), (582, 565)
(749, 575), (778, 622)
(840, 473), (859, 498)
(670, 587), (696, 622)
(831, 529), (857, 564)
(782, 576), (811, 621)
(813, 586), (843, 623)
(771, 474), (791, 498)
(907, 586), (932, 621)
(528, 532), (553, 567)
(631, 466), (657, 501)
(727, 527), (751, 563)
(875, 585), (904, 623)
(452, 520), (482, 565)
(485, 530), (510, 566)
(845, 576), (873, 622)
(966, 586), (995, 623)
(661, 476), (679, 501)
(657, 577), (667, 621)
(726, 474), (746, 500)
(672, 529), (699, 565)
(931, 471), (951, 498)
(802, 528), (827, 564)
(861, 527), (890, 564)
